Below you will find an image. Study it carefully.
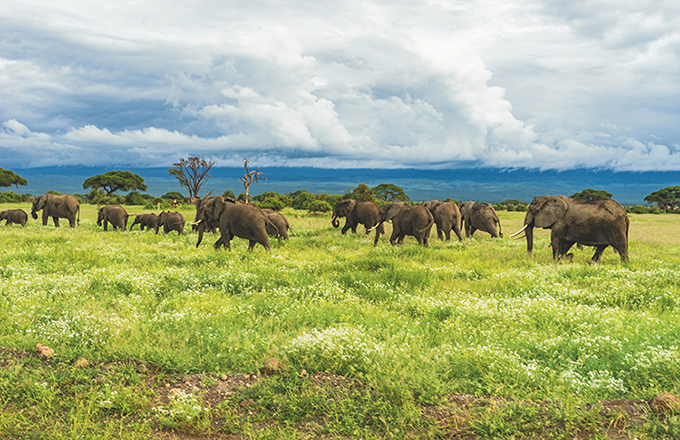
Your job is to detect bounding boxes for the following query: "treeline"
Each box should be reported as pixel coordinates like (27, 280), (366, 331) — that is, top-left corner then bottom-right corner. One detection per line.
(2, 166), (680, 213)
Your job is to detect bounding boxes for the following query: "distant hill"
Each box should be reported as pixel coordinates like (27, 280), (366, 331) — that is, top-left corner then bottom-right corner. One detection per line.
(9, 166), (680, 205)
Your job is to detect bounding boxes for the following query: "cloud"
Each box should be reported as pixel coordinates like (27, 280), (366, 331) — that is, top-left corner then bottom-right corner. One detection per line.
(0, 0), (679, 170)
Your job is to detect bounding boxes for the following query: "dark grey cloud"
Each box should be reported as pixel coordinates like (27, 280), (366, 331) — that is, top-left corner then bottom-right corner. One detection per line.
(1, 0), (680, 170)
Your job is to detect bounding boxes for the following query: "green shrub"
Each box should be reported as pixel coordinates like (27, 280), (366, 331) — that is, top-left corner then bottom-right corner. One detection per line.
(124, 191), (148, 205)
(308, 199), (332, 213)
(0, 191), (23, 203)
(257, 197), (286, 211)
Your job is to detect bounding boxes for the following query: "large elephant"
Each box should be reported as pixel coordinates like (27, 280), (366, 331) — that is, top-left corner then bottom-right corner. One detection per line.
(194, 196), (275, 251)
(97, 205), (130, 231)
(459, 201), (502, 238)
(0, 209), (28, 227)
(262, 208), (291, 241)
(423, 200), (464, 242)
(192, 196), (219, 247)
(511, 195), (629, 263)
(372, 202), (434, 246)
(158, 211), (185, 235)
(130, 213), (159, 233)
(31, 194), (80, 228)
(330, 199), (384, 236)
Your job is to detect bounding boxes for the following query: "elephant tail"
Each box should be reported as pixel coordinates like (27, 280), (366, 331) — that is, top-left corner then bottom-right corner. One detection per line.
(77, 205), (80, 226)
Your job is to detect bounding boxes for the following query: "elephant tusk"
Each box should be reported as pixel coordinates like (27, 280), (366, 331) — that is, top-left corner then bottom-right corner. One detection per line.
(191, 220), (202, 226)
(513, 234), (526, 240)
(509, 224), (528, 238)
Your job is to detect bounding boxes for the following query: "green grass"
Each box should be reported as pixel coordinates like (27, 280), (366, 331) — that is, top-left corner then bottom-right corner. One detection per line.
(1, 203), (680, 438)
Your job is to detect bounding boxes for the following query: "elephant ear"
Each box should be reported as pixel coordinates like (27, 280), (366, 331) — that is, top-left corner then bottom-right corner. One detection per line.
(34, 195), (47, 211)
(208, 196), (225, 223)
(384, 203), (403, 221)
(336, 199), (356, 217)
(534, 197), (568, 228)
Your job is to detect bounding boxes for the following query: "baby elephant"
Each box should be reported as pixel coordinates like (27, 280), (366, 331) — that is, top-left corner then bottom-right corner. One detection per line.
(262, 209), (290, 241)
(0, 209), (28, 227)
(130, 213), (159, 233)
(159, 211), (185, 235)
(97, 205), (131, 231)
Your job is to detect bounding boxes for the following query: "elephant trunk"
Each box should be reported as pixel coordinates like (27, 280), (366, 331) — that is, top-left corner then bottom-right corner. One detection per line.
(373, 222), (384, 246)
(196, 222), (206, 248)
(525, 224), (534, 256)
(331, 215), (339, 228)
(31, 211), (38, 220)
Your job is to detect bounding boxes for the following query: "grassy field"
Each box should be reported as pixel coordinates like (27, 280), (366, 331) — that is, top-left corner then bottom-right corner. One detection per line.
(1, 202), (680, 439)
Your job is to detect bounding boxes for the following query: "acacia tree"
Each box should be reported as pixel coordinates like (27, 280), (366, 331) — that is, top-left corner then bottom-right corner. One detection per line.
(570, 188), (613, 202)
(168, 156), (216, 200)
(239, 158), (265, 204)
(372, 183), (409, 202)
(82, 170), (147, 196)
(644, 186), (680, 213)
(344, 183), (373, 201)
(0, 168), (28, 188)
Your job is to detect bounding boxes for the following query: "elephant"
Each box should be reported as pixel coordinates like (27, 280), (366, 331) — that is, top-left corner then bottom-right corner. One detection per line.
(31, 193), (80, 228)
(158, 211), (185, 235)
(97, 205), (130, 231)
(330, 199), (384, 236)
(459, 201), (503, 238)
(372, 202), (434, 246)
(194, 196), (275, 251)
(192, 196), (220, 247)
(510, 195), (629, 263)
(423, 200), (464, 242)
(0, 209), (28, 227)
(130, 213), (159, 233)
(262, 208), (291, 241)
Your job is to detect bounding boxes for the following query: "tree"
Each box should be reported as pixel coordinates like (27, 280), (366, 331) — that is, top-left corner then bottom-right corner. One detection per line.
(0, 168), (28, 188)
(168, 156), (216, 200)
(161, 191), (185, 201)
(345, 183), (373, 201)
(82, 170), (147, 196)
(644, 186), (680, 213)
(239, 158), (266, 204)
(570, 188), (613, 201)
(372, 183), (409, 202)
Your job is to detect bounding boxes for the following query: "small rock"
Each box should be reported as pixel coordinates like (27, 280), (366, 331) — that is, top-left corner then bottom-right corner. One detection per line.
(239, 398), (254, 408)
(137, 364), (148, 373)
(299, 369), (307, 377)
(74, 358), (89, 368)
(36, 344), (55, 358)
(261, 358), (288, 375)
(651, 392), (680, 414)
(221, 374), (228, 381)
(244, 373), (251, 379)
(169, 388), (181, 396)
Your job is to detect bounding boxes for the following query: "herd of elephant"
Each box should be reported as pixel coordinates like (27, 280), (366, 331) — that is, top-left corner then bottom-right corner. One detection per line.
(2, 192), (631, 263)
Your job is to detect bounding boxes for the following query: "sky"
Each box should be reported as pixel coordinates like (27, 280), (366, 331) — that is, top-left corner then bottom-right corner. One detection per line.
(1, 0), (680, 171)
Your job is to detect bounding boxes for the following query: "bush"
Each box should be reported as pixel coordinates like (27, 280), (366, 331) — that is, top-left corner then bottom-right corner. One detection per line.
(0, 191), (23, 203)
(145, 198), (172, 210)
(222, 189), (236, 200)
(161, 191), (185, 201)
(124, 191), (149, 205)
(308, 200), (332, 213)
(291, 191), (316, 210)
(628, 205), (648, 214)
(47, 190), (61, 195)
(97, 195), (124, 206)
(257, 197), (286, 211)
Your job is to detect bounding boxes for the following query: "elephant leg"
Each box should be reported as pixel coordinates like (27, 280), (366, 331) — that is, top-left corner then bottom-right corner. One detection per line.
(469, 226), (477, 237)
(248, 240), (256, 252)
(436, 225), (443, 240)
(389, 228), (399, 246)
(53, 216), (60, 227)
(590, 245), (608, 263)
(341, 220), (350, 235)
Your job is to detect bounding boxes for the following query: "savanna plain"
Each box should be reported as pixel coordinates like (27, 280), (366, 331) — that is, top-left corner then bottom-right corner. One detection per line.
(1, 203), (680, 439)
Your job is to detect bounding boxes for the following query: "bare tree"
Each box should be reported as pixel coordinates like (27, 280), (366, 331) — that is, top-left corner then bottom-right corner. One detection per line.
(168, 156), (216, 200)
(239, 158), (266, 203)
